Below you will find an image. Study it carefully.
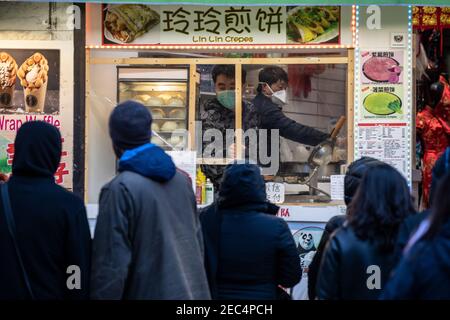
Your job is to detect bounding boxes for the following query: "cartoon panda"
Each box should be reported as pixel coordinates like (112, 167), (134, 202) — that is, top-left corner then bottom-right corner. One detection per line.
(297, 231), (317, 269)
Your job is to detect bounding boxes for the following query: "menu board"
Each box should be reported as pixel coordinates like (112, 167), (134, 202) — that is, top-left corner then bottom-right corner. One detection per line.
(355, 49), (411, 181)
(357, 123), (409, 176)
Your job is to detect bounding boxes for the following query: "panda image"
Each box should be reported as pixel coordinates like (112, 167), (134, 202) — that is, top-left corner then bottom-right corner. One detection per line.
(297, 231), (317, 270)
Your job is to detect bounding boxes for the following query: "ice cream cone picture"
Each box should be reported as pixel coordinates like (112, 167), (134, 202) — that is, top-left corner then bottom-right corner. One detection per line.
(17, 52), (49, 113)
(0, 52), (18, 109)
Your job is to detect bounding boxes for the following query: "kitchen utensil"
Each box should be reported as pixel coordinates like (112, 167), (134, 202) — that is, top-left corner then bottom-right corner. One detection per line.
(307, 115), (346, 169)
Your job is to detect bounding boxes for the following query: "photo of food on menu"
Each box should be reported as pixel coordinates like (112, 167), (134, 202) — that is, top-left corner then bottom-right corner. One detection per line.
(0, 49), (60, 115)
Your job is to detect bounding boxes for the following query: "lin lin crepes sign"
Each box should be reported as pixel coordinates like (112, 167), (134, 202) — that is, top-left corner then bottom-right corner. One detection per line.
(102, 4), (341, 46)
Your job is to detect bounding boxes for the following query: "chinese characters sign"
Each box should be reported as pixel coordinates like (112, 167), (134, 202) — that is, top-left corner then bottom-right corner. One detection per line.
(161, 6), (284, 43)
(266, 182), (285, 204)
(413, 6), (450, 29)
(102, 4), (341, 46)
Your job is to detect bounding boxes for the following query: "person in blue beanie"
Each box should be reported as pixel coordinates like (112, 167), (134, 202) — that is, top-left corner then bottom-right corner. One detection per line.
(90, 100), (210, 300)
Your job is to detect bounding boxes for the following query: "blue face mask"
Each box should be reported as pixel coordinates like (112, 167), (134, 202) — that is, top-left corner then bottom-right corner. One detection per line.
(217, 90), (235, 110)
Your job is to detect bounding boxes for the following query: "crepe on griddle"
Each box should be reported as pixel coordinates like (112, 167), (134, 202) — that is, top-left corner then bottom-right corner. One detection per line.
(105, 4), (160, 43)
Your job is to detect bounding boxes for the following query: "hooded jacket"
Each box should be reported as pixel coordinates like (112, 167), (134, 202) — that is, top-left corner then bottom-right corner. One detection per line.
(0, 121), (91, 300)
(90, 143), (211, 300)
(200, 163), (301, 300)
(381, 219), (450, 300)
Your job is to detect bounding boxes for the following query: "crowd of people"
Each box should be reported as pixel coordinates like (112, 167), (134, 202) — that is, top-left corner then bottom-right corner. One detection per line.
(1, 99), (450, 300)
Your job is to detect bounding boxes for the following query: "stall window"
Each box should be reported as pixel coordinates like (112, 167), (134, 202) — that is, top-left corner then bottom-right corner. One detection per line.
(194, 58), (350, 204)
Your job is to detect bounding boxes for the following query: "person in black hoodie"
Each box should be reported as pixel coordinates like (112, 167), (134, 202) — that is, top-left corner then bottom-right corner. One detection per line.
(200, 163), (301, 300)
(307, 157), (383, 300)
(0, 121), (91, 300)
(381, 172), (450, 300)
(316, 163), (415, 300)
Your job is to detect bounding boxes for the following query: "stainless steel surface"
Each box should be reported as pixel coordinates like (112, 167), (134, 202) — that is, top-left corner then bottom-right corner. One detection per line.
(284, 194), (331, 203)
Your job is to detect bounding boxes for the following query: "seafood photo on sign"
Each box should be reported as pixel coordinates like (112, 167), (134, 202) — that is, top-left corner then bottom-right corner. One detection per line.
(286, 6), (340, 44)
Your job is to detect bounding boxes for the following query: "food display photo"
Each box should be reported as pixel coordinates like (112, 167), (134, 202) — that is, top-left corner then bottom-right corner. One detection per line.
(361, 85), (404, 120)
(0, 49), (60, 115)
(103, 4), (161, 45)
(361, 50), (404, 84)
(287, 6), (340, 44)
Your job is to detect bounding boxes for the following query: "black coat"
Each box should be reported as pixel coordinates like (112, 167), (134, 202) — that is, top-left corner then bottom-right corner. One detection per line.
(308, 215), (346, 300)
(200, 164), (301, 300)
(381, 220), (450, 300)
(252, 93), (328, 164)
(316, 224), (397, 300)
(393, 210), (430, 264)
(0, 121), (91, 300)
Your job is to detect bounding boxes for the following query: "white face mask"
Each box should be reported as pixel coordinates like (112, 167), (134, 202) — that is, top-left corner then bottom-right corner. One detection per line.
(260, 82), (287, 105)
(271, 89), (287, 105)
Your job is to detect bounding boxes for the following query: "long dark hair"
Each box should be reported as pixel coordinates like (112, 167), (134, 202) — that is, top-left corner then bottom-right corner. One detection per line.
(423, 172), (450, 239)
(347, 163), (415, 251)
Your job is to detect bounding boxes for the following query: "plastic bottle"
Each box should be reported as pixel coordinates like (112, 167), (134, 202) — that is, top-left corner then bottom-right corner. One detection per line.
(200, 173), (206, 205)
(196, 168), (203, 205)
(205, 179), (214, 205)
(196, 167), (207, 205)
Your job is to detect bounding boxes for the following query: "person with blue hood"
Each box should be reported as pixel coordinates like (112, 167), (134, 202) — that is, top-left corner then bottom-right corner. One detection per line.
(0, 121), (91, 299)
(90, 101), (210, 300)
(200, 163), (301, 300)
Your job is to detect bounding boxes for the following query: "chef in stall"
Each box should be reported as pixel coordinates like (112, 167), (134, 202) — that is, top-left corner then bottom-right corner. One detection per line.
(253, 66), (329, 168)
(200, 65), (258, 191)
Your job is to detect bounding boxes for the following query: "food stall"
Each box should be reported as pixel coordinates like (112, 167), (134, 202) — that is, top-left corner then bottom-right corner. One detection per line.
(83, 3), (415, 294)
(84, 3), (357, 223)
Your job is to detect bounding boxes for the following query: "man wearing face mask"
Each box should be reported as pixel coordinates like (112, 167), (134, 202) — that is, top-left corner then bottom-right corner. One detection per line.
(253, 66), (329, 163)
(201, 65), (258, 190)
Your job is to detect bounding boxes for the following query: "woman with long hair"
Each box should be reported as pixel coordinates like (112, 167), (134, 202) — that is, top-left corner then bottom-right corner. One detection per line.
(381, 173), (450, 300)
(316, 163), (415, 300)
